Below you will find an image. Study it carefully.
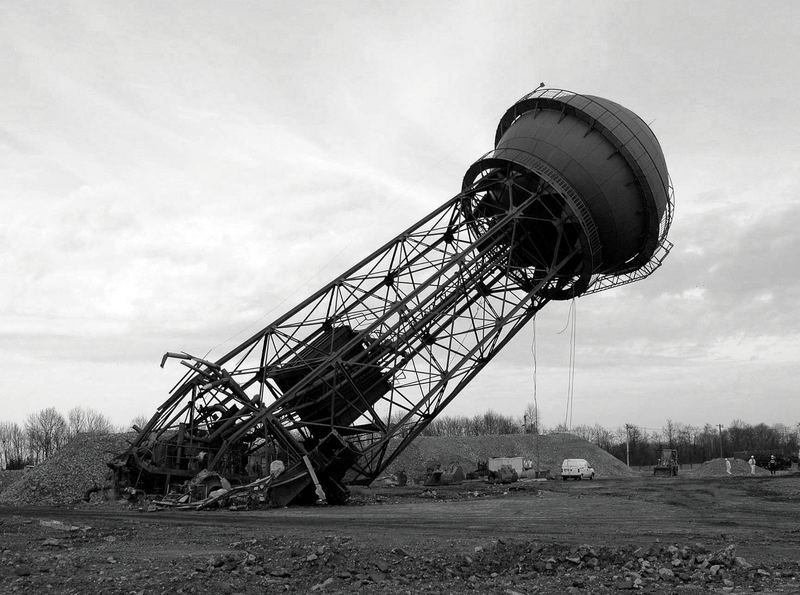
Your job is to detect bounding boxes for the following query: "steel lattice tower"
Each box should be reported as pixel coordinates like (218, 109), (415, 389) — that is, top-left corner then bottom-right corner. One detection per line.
(114, 88), (674, 505)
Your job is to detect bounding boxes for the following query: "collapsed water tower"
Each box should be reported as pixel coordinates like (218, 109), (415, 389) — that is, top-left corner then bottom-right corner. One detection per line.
(112, 88), (673, 505)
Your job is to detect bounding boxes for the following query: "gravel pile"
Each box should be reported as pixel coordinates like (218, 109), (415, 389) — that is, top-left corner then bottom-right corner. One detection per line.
(0, 433), (134, 506)
(387, 433), (634, 480)
(0, 470), (23, 496)
(685, 457), (770, 478)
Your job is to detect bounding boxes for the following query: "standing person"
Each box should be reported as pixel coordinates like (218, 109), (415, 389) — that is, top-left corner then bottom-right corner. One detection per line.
(725, 458), (732, 475)
(748, 455), (756, 475)
(768, 455), (777, 475)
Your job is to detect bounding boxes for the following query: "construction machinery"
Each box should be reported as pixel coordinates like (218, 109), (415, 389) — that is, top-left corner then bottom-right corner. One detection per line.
(424, 463), (465, 486)
(111, 87), (674, 506)
(485, 457), (523, 484)
(653, 449), (679, 476)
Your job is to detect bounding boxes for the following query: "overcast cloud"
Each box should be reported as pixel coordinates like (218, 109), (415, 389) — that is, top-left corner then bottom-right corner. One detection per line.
(1, 1), (798, 431)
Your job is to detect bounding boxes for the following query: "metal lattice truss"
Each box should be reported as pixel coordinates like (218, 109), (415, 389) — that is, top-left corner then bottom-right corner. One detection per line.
(122, 158), (671, 503)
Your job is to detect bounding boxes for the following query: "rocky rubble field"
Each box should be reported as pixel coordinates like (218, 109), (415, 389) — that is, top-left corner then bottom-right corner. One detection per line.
(183, 538), (798, 594)
(1, 511), (798, 594)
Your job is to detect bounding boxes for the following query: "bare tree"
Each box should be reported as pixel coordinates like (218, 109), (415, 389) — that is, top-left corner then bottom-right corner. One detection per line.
(571, 424), (594, 441)
(421, 415), (469, 436)
(422, 411), (520, 436)
(67, 407), (87, 437)
(7, 422), (28, 467)
(67, 406), (113, 437)
(0, 421), (30, 469)
(590, 424), (615, 451)
(25, 407), (68, 462)
(523, 402), (539, 434)
(129, 414), (150, 433)
(0, 421), (12, 468)
(676, 423), (699, 464)
(623, 424), (651, 466)
(663, 419), (676, 449)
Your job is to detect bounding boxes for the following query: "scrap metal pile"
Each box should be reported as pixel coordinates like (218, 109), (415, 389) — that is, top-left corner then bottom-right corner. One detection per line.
(111, 87), (673, 506)
(143, 468), (274, 511)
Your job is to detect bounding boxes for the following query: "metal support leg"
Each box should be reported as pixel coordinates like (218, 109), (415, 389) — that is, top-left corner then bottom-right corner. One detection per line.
(302, 455), (327, 504)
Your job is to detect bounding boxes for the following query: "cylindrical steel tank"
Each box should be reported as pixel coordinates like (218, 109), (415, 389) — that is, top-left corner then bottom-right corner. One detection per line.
(464, 88), (670, 291)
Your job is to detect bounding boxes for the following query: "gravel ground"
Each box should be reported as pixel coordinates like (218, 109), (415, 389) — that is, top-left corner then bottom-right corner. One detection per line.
(0, 511), (795, 594)
(684, 458), (772, 478)
(2, 474), (800, 593)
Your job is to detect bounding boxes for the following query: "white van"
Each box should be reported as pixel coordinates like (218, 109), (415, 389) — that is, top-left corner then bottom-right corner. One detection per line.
(561, 458), (595, 480)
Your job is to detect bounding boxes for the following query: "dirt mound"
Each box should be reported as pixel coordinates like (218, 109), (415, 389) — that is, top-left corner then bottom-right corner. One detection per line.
(0, 469), (23, 495)
(685, 457), (770, 478)
(386, 432), (634, 480)
(0, 433), (133, 506)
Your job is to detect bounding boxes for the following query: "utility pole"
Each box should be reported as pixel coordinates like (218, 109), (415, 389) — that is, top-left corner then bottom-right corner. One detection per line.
(718, 424), (724, 459)
(625, 424), (631, 467)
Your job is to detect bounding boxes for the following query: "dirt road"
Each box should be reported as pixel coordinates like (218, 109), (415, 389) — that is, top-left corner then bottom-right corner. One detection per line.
(2, 474), (799, 593)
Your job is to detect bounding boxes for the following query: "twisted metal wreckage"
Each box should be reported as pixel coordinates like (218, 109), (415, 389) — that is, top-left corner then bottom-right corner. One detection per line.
(110, 88), (674, 507)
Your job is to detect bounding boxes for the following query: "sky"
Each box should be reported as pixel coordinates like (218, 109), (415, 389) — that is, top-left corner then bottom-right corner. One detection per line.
(1, 1), (798, 433)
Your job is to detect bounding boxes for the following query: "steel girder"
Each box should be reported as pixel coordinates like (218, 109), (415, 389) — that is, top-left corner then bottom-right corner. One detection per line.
(117, 159), (600, 503)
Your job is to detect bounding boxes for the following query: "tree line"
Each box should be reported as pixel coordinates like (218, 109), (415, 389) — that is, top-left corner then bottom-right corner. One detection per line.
(569, 419), (800, 466)
(0, 407), (149, 469)
(3, 404), (798, 470)
(421, 406), (799, 466)
(421, 403), (541, 437)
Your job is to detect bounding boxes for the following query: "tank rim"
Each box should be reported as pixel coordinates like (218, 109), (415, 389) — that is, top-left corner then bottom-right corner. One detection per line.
(462, 149), (599, 299)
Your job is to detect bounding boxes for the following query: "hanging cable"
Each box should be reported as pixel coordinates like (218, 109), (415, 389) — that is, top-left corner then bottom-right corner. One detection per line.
(556, 300), (573, 334)
(531, 315), (540, 473)
(562, 299), (578, 430)
(562, 300), (573, 428)
(531, 315), (538, 432)
(531, 315), (538, 417)
(568, 298), (577, 429)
